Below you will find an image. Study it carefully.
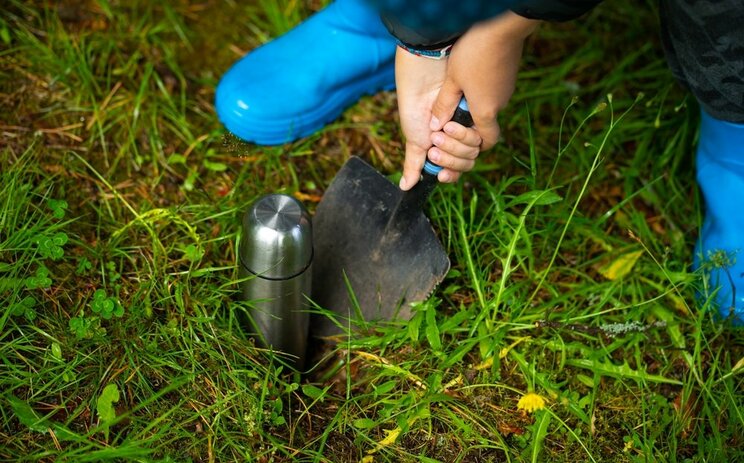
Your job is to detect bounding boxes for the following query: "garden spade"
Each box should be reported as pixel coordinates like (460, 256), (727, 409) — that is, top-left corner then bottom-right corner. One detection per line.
(311, 100), (473, 337)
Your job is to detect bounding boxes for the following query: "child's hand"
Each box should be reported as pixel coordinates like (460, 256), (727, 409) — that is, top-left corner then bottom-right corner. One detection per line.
(394, 48), (449, 190)
(395, 47), (482, 190)
(398, 11), (539, 190)
(426, 119), (482, 183)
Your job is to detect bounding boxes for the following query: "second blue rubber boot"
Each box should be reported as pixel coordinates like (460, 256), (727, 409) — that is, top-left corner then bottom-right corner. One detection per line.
(694, 110), (744, 325)
(215, 0), (397, 145)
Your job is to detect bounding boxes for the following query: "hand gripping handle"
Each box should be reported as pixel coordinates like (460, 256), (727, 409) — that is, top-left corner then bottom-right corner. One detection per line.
(392, 98), (474, 228)
(423, 98), (474, 176)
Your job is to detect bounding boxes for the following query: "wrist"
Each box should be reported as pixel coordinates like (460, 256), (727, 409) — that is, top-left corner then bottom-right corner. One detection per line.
(395, 46), (448, 90)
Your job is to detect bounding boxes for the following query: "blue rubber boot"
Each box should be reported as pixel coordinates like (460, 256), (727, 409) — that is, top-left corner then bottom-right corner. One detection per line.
(694, 110), (744, 325)
(215, 0), (396, 145)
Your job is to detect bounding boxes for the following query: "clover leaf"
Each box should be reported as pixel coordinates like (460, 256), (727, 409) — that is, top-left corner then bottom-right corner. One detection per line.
(47, 199), (68, 220)
(76, 257), (93, 275)
(90, 289), (124, 319)
(69, 316), (91, 339)
(105, 261), (120, 283)
(25, 265), (52, 289)
(11, 296), (36, 320)
(35, 232), (68, 260)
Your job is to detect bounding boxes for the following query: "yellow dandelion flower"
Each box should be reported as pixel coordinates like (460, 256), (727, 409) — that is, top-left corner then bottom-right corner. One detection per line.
(517, 392), (546, 413)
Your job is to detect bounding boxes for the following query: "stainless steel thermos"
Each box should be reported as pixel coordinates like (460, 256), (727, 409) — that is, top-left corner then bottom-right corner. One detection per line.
(239, 194), (312, 368)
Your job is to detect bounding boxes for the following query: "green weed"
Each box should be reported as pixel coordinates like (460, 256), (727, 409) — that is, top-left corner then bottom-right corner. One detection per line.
(1, 0), (741, 462)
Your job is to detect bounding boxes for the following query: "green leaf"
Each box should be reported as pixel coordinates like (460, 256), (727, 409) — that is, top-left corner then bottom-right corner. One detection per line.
(203, 159), (227, 172)
(112, 303), (125, 318)
(91, 289), (122, 319)
(26, 265), (52, 289)
(599, 250), (643, 281)
(575, 374), (596, 388)
(442, 339), (478, 369)
(36, 233), (68, 260)
(353, 418), (376, 429)
(0, 25), (11, 45)
(183, 244), (204, 262)
(509, 190), (562, 208)
(407, 310), (422, 342)
(7, 395), (48, 432)
(425, 305), (441, 351)
(167, 153), (187, 165)
(11, 296), (35, 317)
(9, 303), (23, 317)
(51, 342), (63, 361)
(373, 380), (397, 398)
(91, 291), (106, 314)
(566, 358), (682, 385)
(97, 383), (120, 425)
(439, 307), (473, 331)
(285, 382), (299, 393)
(76, 257), (93, 275)
(48, 199), (68, 219)
(6, 397), (79, 441)
(69, 316), (91, 339)
(531, 411), (552, 463)
(183, 170), (198, 191)
(301, 384), (326, 401)
(273, 398), (283, 414)
(425, 324), (441, 351)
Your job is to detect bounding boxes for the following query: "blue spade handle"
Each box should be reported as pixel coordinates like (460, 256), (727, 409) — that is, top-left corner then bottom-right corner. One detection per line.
(423, 98), (474, 176)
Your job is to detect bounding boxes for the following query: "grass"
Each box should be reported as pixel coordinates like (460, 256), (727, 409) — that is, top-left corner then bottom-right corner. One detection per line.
(1, 0), (742, 461)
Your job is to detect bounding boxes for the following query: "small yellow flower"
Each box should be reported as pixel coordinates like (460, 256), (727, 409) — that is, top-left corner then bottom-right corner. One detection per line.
(623, 439), (634, 453)
(517, 392), (546, 413)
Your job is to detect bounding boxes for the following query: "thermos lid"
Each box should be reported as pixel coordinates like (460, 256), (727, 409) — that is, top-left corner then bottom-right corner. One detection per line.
(240, 194), (313, 279)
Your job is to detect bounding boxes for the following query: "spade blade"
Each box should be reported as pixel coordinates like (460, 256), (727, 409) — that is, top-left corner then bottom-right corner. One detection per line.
(311, 156), (449, 338)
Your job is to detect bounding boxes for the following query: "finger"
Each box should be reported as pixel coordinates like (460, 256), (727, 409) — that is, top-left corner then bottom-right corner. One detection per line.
(428, 146), (477, 173)
(437, 168), (462, 184)
(470, 106), (501, 150)
(400, 141), (427, 191)
(442, 121), (482, 147)
(430, 79), (462, 132)
(431, 129), (481, 159)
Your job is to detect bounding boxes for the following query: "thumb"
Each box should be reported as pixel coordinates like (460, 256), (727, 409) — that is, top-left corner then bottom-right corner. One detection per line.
(470, 106), (501, 150)
(429, 79), (462, 131)
(399, 141), (427, 191)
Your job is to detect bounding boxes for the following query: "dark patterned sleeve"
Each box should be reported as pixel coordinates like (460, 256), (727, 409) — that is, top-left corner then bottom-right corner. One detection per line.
(512, 0), (603, 22)
(373, 0), (518, 50)
(372, 0), (602, 51)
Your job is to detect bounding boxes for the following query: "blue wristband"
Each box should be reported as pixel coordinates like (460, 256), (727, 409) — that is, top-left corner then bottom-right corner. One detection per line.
(396, 41), (453, 60)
